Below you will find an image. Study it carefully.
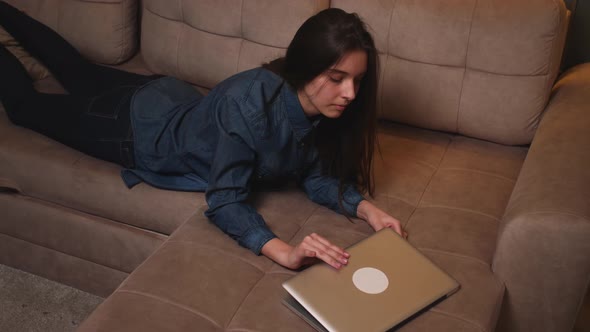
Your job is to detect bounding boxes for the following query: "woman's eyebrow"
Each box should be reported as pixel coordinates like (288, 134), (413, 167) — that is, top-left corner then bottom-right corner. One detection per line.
(326, 69), (348, 75)
(327, 68), (365, 78)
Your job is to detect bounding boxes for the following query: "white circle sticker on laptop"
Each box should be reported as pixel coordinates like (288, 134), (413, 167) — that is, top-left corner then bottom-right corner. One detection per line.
(352, 267), (389, 294)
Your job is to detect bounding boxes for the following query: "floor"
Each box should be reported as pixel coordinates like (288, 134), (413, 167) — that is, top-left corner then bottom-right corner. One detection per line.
(0, 264), (103, 332)
(0, 263), (588, 331)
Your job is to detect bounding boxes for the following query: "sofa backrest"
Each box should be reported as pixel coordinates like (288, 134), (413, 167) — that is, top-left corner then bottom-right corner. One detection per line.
(139, 0), (568, 146)
(332, 0), (569, 145)
(139, 0), (329, 89)
(4, 0), (138, 65)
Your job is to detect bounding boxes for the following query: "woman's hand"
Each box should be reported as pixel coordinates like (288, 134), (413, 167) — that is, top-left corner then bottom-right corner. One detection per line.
(261, 234), (350, 270)
(357, 200), (408, 239)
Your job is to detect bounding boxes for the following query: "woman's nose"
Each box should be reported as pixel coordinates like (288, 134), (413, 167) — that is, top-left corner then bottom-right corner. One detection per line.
(341, 79), (357, 101)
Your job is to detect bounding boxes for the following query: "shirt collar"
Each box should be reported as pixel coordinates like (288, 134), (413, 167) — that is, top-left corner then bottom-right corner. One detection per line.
(282, 85), (322, 142)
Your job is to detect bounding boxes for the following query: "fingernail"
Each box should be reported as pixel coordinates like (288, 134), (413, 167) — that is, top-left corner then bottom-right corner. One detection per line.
(342, 259), (348, 264)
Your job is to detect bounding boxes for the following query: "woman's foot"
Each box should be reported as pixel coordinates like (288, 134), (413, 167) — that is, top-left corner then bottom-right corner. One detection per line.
(0, 43), (33, 102)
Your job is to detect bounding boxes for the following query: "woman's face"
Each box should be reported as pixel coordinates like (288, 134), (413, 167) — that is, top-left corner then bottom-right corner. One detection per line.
(298, 49), (368, 118)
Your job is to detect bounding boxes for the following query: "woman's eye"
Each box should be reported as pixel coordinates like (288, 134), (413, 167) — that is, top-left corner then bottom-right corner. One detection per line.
(329, 76), (343, 83)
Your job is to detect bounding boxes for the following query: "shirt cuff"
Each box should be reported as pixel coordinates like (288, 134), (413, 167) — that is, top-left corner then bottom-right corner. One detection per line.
(342, 185), (365, 217)
(239, 225), (277, 255)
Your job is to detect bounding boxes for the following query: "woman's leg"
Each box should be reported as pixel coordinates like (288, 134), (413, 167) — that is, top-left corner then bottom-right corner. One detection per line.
(1, 44), (136, 167)
(0, 1), (151, 95)
(10, 91), (136, 167)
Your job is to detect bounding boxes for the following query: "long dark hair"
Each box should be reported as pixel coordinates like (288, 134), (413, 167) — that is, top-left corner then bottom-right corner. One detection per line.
(265, 8), (379, 212)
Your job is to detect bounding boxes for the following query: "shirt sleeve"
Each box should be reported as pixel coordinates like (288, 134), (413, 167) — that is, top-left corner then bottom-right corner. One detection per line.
(299, 152), (365, 217)
(203, 96), (277, 254)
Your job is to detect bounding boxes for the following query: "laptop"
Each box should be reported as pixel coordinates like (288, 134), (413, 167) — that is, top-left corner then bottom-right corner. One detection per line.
(282, 228), (460, 332)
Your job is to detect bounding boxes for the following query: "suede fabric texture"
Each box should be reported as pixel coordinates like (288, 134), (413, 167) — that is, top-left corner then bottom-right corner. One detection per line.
(332, 0), (568, 145)
(493, 63), (590, 332)
(0, 194), (166, 273)
(79, 123), (527, 331)
(0, 0), (587, 331)
(0, 232), (129, 298)
(3, 0), (138, 65)
(140, 0), (330, 89)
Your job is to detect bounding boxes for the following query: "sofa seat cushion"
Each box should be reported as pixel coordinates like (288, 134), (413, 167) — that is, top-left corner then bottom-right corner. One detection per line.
(373, 123), (528, 264)
(79, 205), (504, 332)
(79, 124), (527, 331)
(0, 102), (204, 235)
(0, 193), (167, 297)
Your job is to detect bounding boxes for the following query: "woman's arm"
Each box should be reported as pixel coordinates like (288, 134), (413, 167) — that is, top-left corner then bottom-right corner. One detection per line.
(300, 157), (406, 238)
(205, 97), (352, 269)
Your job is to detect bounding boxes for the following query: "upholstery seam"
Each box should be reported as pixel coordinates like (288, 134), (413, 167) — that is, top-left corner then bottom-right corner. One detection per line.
(403, 137), (452, 231)
(538, 0), (565, 127)
(143, 5), (284, 50)
(265, 270), (296, 276)
(175, 1), (183, 78)
(414, 205), (500, 223)
(379, 0), (398, 117)
(417, 247), (490, 268)
(57, 0), (63, 39)
(503, 210), (590, 224)
(435, 167), (517, 183)
(115, 0), (128, 64)
(115, 289), (223, 329)
(73, 0), (125, 3)
(373, 194), (416, 209)
(240, 0), (245, 38)
(0, 192), (169, 238)
(390, 52), (549, 77)
(236, 39), (244, 74)
(489, 281), (506, 332)
(225, 273), (265, 329)
(428, 308), (488, 332)
(236, 0), (245, 73)
(165, 240), (267, 273)
(0, 232), (131, 276)
(379, 153), (438, 170)
(456, 0), (478, 134)
(179, 0), (185, 23)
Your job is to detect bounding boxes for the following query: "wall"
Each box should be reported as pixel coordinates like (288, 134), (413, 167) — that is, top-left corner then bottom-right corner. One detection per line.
(563, 0), (590, 70)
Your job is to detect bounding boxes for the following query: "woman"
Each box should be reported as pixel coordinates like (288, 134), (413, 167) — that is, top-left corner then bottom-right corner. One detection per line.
(0, 2), (406, 270)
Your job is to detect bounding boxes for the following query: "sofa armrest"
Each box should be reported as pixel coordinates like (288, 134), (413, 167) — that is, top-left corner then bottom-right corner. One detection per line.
(492, 63), (590, 332)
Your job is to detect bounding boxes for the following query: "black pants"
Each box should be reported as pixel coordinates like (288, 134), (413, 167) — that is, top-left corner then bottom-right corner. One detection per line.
(0, 1), (160, 167)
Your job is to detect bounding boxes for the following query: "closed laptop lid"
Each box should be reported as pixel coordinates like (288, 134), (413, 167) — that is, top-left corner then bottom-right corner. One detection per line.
(282, 228), (460, 332)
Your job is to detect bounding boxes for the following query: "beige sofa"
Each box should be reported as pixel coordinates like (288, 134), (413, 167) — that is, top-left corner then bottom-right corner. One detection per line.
(1, 0), (588, 331)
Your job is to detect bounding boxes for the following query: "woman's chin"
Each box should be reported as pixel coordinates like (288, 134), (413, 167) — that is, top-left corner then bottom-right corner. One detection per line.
(321, 109), (344, 119)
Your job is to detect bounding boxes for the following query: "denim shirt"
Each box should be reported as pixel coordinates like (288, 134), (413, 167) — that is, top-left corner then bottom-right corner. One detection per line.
(122, 68), (365, 254)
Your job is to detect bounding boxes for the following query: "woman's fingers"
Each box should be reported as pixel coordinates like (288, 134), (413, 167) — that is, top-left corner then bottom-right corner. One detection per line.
(388, 222), (403, 237)
(300, 233), (348, 269)
(309, 233), (350, 258)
